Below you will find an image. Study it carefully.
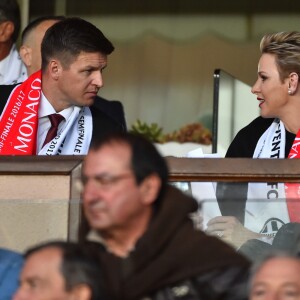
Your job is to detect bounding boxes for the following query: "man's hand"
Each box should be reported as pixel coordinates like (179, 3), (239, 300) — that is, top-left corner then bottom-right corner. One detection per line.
(206, 216), (261, 248)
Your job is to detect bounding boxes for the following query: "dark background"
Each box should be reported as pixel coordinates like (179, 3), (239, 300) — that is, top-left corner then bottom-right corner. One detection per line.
(29, 0), (300, 16)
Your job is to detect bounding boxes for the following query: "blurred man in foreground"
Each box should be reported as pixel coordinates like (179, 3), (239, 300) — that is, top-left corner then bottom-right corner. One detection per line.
(80, 132), (250, 300)
(250, 254), (300, 300)
(13, 241), (107, 300)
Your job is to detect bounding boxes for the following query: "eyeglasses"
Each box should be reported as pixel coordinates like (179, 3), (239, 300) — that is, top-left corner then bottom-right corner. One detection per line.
(80, 172), (134, 190)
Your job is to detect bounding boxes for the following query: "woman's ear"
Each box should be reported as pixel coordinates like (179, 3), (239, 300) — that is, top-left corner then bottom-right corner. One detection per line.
(288, 72), (299, 94)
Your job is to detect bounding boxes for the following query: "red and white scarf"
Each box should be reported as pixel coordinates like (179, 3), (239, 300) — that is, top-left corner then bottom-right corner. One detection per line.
(245, 119), (300, 236)
(285, 130), (300, 222)
(0, 71), (92, 155)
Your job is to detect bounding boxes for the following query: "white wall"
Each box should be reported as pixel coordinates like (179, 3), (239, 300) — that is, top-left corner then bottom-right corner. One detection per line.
(74, 15), (300, 134)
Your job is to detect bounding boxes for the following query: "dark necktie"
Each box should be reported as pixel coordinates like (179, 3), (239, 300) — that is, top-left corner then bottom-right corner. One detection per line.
(43, 114), (65, 147)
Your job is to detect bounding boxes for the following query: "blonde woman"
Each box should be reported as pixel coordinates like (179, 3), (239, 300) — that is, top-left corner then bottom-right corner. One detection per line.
(209, 32), (300, 251)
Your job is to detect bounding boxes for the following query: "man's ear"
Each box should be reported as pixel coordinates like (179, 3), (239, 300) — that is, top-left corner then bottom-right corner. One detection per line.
(0, 21), (14, 42)
(19, 45), (32, 67)
(48, 59), (62, 80)
(140, 174), (162, 205)
(70, 284), (91, 300)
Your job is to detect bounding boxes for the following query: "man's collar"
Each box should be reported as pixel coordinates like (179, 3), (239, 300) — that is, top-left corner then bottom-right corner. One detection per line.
(39, 92), (74, 120)
(87, 229), (106, 244)
(86, 229), (135, 258)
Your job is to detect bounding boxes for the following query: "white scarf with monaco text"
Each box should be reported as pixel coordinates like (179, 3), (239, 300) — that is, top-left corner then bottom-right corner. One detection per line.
(245, 119), (289, 237)
(39, 106), (92, 155)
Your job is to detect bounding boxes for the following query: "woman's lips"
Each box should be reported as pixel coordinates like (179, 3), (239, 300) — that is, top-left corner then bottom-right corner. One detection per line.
(257, 97), (265, 107)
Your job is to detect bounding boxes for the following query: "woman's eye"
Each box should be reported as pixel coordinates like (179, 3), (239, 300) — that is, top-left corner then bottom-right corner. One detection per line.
(260, 76), (267, 81)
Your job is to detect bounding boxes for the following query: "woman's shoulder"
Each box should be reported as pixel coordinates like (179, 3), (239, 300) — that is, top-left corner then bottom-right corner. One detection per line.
(226, 117), (275, 157)
(242, 116), (274, 131)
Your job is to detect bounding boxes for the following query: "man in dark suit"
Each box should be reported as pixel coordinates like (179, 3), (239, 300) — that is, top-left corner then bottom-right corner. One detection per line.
(18, 15), (126, 132)
(0, 17), (125, 155)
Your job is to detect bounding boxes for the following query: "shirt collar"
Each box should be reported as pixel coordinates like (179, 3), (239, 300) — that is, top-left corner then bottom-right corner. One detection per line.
(87, 229), (106, 244)
(39, 92), (74, 120)
(86, 229), (136, 257)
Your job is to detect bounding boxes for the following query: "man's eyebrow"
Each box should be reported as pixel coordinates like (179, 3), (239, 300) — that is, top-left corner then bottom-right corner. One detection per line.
(21, 275), (43, 286)
(90, 172), (111, 178)
(252, 282), (266, 288)
(282, 282), (300, 288)
(82, 172), (108, 179)
(82, 64), (107, 71)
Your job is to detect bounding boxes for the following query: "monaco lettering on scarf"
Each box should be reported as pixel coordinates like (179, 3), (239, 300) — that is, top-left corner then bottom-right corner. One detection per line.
(245, 119), (300, 237)
(0, 70), (41, 154)
(285, 129), (300, 222)
(0, 70), (93, 155)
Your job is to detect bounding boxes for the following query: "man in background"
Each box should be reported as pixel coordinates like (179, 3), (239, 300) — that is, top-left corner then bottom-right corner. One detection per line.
(80, 132), (250, 300)
(19, 15), (65, 78)
(0, 0), (26, 84)
(13, 241), (107, 300)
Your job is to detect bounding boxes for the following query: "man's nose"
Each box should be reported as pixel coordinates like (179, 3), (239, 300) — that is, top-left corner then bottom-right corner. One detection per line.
(82, 178), (100, 204)
(92, 71), (103, 88)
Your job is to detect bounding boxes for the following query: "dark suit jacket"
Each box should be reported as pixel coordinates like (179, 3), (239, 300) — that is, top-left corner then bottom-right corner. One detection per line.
(94, 96), (127, 131)
(0, 84), (126, 147)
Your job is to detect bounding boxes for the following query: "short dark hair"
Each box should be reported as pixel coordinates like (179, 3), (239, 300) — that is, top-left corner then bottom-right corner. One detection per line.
(0, 0), (20, 42)
(89, 132), (169, 202)
(25, 241), (107, 300)
(41, 17), (114, 72)
(21, 15), (66, 44)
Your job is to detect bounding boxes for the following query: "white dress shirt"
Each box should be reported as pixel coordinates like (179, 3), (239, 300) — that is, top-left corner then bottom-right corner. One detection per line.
(37, 92), (73, 153)
(0, 44), (27, 84)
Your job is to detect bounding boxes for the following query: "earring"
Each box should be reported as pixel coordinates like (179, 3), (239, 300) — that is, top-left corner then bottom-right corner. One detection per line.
(288, 89), (292, 94)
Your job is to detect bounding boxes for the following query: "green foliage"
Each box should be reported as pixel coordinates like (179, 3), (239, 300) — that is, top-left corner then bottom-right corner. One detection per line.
(161, 123), (212, 145)
(129, 120), (212, 145)
(129, 119), (164, 142)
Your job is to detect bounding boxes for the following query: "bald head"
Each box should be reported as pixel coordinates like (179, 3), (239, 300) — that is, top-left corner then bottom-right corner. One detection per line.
(20, 16), (65, 76)
(250, 256), (300, 299)
(13, 241), (106, 300)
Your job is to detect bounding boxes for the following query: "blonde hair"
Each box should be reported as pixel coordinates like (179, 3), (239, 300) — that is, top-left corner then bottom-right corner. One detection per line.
(260, 31), (300, 82)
